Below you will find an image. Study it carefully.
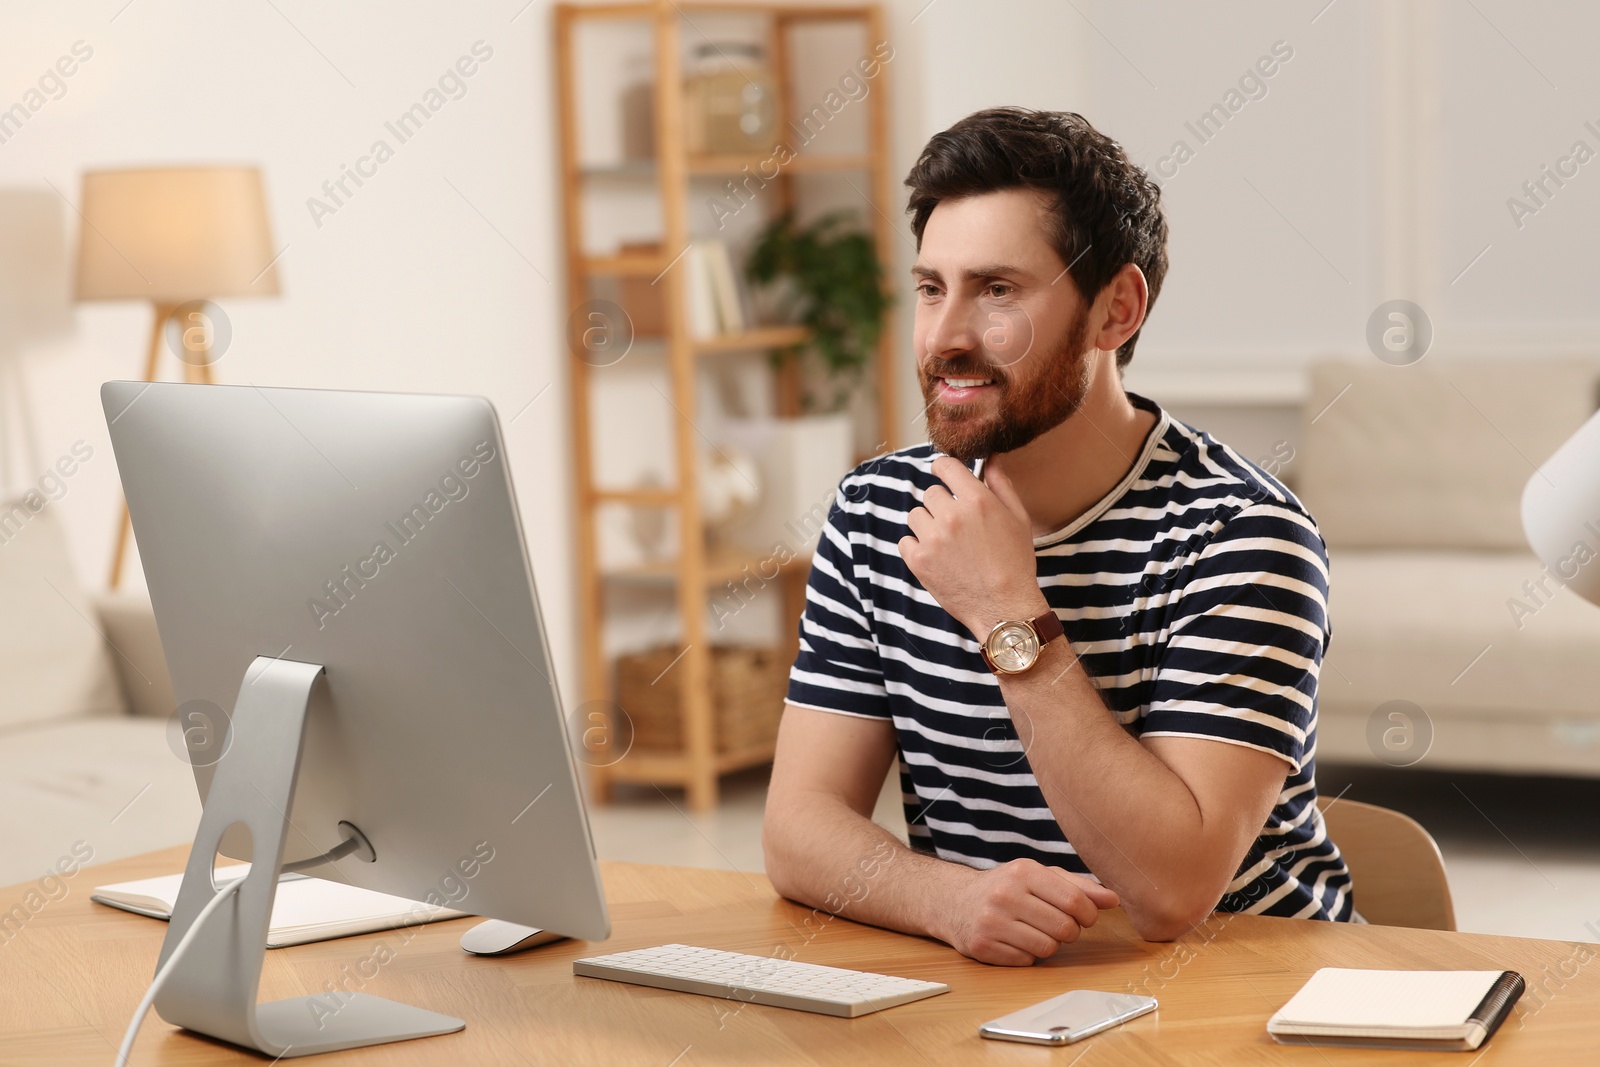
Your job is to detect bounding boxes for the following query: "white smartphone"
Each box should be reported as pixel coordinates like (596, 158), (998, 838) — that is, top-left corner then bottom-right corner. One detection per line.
(979, 989), (1157, 1046)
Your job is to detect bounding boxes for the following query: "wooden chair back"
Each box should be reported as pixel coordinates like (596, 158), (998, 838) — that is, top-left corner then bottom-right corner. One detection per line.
(1318, 797), (1456, 931)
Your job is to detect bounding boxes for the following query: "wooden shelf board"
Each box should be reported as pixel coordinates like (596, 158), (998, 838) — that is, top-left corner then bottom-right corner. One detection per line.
(603, 548), (812, 586)
(693, 325), (808, 354)
(581, 253), (666, 277)
(592, 487), (680, 506)
(571, 324), (804, 357)
(599, 740), (778, 783)
(594, 752), (684, 782)
(580, 161), (658, 180)
(716, 740), (780, 774)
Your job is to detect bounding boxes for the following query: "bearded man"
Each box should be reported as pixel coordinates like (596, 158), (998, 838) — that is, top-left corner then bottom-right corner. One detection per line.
(763, 108), (1352, 965)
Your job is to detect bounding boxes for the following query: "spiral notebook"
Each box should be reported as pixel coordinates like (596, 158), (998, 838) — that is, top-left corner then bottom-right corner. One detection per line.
(1268, 968), (1525, 1051)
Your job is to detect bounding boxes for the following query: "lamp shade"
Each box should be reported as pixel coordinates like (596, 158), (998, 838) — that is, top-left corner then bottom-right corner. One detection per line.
(1522, 407), (1600, 607)
(74, 166), (280, 303)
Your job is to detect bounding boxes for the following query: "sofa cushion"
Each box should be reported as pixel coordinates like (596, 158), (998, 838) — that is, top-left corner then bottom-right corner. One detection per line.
(0, 503), (124, 733)
(1320, 549), (1600, 721)
(0, 717), (201, 887)
(92, 592), (176, 720)
(1298, 359), (1600, 550)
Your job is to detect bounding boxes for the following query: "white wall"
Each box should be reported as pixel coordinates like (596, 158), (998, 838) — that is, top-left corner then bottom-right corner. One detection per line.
(909, 0), (1600, 464)
(5, 0), (1600, 705)
(1, 2), (581, 690)
(1434, 1), (1600, 351)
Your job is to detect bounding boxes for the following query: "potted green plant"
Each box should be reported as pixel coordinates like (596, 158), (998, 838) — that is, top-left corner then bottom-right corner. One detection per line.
(744, 210), (891, 413)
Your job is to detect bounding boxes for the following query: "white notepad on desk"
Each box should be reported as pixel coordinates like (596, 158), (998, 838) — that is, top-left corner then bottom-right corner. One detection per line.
(1268, 968), (1525, 1051)
(92, 865), (467, 948)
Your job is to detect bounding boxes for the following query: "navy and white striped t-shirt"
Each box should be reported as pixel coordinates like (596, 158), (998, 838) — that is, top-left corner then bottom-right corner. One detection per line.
(787, 394), (1353, 921)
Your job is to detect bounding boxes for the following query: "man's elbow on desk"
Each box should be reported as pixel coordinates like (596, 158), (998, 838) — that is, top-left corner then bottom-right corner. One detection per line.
(1121, 891), (1222, 944)
(1104, 851), (1238, 943)
(760, 806), (812, 907)
(761, 827), (814, 911)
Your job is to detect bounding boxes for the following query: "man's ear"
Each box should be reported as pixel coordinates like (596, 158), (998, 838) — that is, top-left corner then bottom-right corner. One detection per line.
(1090, 263), (1148, 355)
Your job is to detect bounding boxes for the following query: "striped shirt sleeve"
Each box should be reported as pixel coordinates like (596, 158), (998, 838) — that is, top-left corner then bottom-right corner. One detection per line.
(786, 487), (891, 719)
(1140, 501), (1330, 773)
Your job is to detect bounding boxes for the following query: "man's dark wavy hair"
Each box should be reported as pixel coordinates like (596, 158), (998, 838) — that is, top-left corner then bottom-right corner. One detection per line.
(904, 107), (1169, 369)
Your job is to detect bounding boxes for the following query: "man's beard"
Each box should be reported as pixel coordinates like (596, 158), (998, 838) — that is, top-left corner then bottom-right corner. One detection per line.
(920, 309), (1092, 462)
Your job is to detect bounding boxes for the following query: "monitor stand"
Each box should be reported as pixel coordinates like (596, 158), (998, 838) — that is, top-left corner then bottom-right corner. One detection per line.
(153, 655), (464, 1057)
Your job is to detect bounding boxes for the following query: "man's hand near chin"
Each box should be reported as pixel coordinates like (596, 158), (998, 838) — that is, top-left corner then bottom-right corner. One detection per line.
(935, 858), (1120, 966)
(897, 455), (1049, 638)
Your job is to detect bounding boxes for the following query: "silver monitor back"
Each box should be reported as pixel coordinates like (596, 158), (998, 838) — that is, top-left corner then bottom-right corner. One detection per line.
(102, 381), (608, 942)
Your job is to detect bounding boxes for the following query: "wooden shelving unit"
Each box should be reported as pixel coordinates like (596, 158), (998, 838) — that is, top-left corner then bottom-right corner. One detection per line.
(554, 0), (896, 811)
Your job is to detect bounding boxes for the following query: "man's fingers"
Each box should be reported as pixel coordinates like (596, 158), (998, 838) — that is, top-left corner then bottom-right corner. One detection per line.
(1057, 868), (1121, 909)
(974, 939), (1041, 967)
(1014, 894), (1084, 945)
(999, 921), (1061, 961)
(921, 483), (954, 517)
(1086, 883), (1120, 909)
(905, 507), (932, 540)
(897, 535), (922, 570)
(1027, 867), (1110, 929)
(931, 455), (985, 496)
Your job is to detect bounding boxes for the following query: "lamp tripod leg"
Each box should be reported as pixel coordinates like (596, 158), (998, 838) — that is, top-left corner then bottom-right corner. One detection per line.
(108, 302), (177, 590)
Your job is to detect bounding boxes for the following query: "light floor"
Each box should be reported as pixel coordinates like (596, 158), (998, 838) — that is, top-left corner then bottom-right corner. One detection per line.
(587, 764), (1600, 944)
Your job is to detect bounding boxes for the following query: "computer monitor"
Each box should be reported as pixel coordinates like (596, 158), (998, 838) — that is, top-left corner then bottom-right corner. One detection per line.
(102, 381), (609, 1057)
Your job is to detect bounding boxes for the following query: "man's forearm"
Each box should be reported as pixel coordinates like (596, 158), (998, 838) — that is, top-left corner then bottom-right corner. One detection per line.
(1001, 640), (1219, 935)
(763, 790), (970, 942)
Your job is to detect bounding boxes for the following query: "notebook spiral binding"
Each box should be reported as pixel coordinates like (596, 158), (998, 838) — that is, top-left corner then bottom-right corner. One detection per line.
(1468, 971), (1526, 1035)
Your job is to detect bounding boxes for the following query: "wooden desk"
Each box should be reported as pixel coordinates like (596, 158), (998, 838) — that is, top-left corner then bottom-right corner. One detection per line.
(3, 847), (1596, 1065)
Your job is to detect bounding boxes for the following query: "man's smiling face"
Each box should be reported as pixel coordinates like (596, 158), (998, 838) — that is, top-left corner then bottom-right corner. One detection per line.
(912, 188), (1095, 462)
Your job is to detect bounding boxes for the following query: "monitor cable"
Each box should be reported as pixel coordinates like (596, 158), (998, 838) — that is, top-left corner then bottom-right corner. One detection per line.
(114, 875), (242, 1066)
(113, 826), (372, 1064)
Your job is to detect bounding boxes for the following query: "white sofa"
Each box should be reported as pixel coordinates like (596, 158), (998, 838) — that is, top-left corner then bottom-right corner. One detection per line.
(0, 510), (198, 888)
(1297, 358), (1600, 776)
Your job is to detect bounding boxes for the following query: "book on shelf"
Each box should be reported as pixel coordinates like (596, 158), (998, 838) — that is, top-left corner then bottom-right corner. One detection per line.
(702, 239), (747, 335)
(683, 243), (721, 339)
(611, 238), (758, 341)
(92, 864), (467, 948)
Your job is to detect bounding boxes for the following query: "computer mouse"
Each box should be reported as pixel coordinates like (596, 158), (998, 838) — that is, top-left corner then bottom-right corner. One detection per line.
(460, 919), (567, 956)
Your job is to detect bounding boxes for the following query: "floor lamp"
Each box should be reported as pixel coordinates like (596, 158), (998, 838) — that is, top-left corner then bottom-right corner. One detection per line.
(73, 166), (281, 588)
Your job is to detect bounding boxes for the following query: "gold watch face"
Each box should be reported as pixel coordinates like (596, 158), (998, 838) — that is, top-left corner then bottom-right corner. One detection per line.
(986, 621), (1041, 674)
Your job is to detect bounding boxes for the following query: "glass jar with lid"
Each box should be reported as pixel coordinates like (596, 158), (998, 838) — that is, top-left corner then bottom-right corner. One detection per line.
(683, 42), (777, 156)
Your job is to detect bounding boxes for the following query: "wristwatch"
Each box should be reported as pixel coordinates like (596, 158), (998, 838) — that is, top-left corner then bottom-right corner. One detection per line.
(979, 609), (1065, 675)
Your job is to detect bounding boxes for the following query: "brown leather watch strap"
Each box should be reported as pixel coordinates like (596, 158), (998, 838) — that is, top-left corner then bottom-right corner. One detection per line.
(1030, 609), (1064, 644)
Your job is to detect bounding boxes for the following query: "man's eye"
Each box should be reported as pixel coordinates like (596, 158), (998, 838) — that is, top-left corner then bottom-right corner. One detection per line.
(917, 284), (941, 298)
(987, 283), (1013, 298)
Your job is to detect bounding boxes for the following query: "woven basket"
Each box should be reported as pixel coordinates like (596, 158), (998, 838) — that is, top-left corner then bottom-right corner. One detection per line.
(616, 645), (787, 753)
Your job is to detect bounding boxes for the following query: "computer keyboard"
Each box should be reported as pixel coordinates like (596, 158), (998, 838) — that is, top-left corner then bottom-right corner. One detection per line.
(572, 943), (951, 1018)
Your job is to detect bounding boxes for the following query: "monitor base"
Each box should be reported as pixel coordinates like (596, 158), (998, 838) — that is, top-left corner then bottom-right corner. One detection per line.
(151, 656), (464, 1058)
(254, 993), (463, 1056)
